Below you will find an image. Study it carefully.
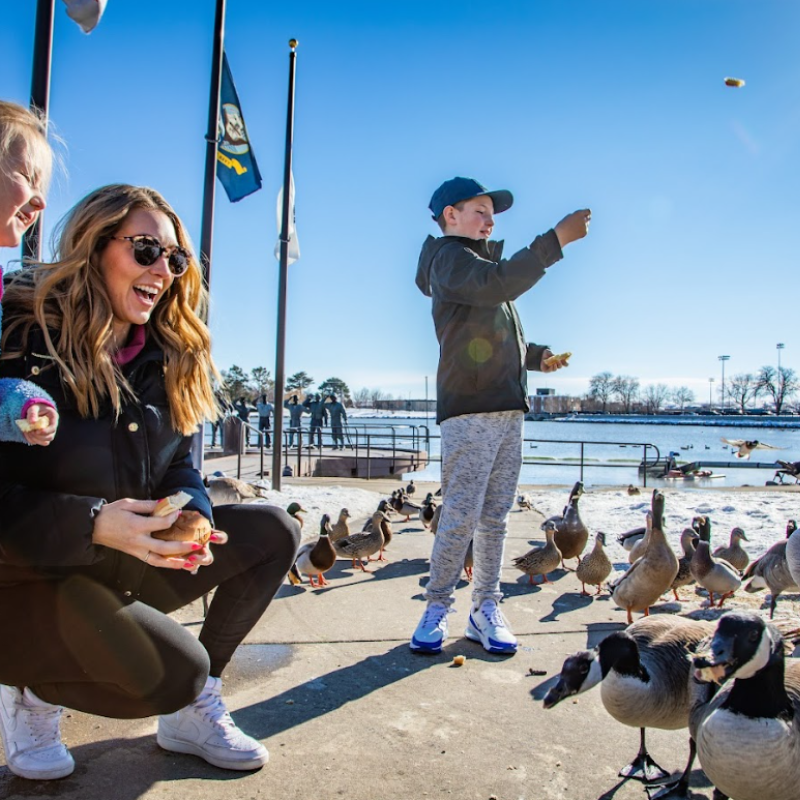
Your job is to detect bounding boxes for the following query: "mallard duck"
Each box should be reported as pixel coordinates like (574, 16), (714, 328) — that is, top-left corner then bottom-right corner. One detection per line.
(419, 493), (437, 528)
(391, 492), (422, 522)
(544, 615), (714, 787)
(517, 492), (533, 511)
(692, 515), (712, 544)
(406, 480), (416, 496)
(330, 508), (352, 543)
(690, 541), (741, 607)
(203, 475), (268, 505)
(288, 514), (337, 588)
(785, 519), (800, 590)
(617, 524), (647, 553)
(429, 503), (442, 535)
(286, 501), (307, 530)
(713, 527), (749, 572)
(575, 532), (612, 595)
(627, 484), (641, 496)
(463, 539), (474, 581)
(721, 437), (784, 459)
(611, 491), (679, 624)
(513, 520), (561, 585)
(542, 481), (589, 569)
(670, 528), (699, 601)
(744, 531), (800, 619)
(692, 612), (800, 800)
(333, 523), (384, 572)
(362, 509), (392, 561)
(628, 512), (653, 564)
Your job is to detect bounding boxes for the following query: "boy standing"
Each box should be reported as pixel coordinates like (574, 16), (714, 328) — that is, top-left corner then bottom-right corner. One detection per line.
(411, 177), (590, 654)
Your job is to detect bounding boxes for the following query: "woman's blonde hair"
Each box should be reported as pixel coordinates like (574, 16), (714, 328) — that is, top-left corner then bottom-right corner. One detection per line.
(0, 100), (53, 190)
(2, 184), (220, 434)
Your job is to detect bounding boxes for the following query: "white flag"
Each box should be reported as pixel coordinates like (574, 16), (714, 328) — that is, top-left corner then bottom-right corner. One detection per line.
(274, 172), (300, 265)
(62, 0), (108, 33)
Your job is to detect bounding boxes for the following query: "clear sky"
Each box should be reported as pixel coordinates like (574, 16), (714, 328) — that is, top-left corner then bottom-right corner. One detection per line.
(2, 1), (798, 403)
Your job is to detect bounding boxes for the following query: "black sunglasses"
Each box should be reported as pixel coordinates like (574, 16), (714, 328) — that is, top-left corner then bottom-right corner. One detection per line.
(109, 235), (191, 277)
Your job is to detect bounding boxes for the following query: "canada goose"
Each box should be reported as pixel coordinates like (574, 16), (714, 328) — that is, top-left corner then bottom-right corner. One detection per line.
(541, 481), (589, 569)
(785, 519), (800, 590)
(611, 491), (679, 624)
(330, 508), (352, 544)
(289, 514), (336, 587)
(575, 532), (613, 595)
(713, 527), (750, 572)
(743, 536), (799, 619)
(670, 528), (699, 601)
(544, 615), (714, 786)
(690, 541), (741, 607)
(692, 612), (800, 800)
(513, 520), (561, 584)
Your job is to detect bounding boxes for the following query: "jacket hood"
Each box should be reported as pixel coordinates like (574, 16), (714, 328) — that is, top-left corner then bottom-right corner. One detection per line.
(415, 235), (502, 297)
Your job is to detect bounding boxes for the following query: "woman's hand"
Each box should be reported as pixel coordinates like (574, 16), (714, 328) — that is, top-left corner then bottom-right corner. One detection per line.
(22, 403), (59, 447)
(540, 349), (569, 373)
(92, 498), (224, 571)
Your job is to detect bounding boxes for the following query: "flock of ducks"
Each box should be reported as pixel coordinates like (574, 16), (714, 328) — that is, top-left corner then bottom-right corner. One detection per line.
(205, 473), (800, 799)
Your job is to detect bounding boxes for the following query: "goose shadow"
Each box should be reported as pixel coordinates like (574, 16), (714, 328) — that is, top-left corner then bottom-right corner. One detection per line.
(538, 590), (596, 622)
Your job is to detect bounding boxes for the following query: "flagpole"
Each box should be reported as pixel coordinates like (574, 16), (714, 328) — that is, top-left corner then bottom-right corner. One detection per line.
(193, 0), (226, 472)
(271, 39), (298, 492)
(23, 0), (55, 263)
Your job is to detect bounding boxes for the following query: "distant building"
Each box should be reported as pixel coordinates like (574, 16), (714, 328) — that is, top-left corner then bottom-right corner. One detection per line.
(529, 388), (580, 415)
(374, 399), (436, 412)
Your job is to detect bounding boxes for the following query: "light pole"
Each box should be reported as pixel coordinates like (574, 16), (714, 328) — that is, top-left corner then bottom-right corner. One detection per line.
(718, 355), (730, 409)
(777, 343), (785, 372)
(425, 376), (429, 415)
(708, 377), (715, 409)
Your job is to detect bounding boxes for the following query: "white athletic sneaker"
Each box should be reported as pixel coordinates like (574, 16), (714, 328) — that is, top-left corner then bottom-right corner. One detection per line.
(410, 602), (451, 653)
(465, 599), (518, 654)
(0, 685), (75, 780)
(157, 677), (268, 770)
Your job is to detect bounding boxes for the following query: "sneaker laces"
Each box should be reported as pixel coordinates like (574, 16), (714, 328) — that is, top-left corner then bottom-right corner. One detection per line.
(190, 687), (237, 733)
(479, 601), (505, 627)
(422, 604), (451, 628)
(20, 701), (64, 748)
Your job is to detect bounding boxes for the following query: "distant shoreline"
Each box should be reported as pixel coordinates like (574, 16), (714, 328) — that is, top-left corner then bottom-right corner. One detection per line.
(554, 414), (800, 428)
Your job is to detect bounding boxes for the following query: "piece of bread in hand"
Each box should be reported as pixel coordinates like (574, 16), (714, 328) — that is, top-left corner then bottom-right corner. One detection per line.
(544, 351), (572, 367)
(151, 510), (213, 556)
(152, 491), (193, 518)
(16, 416), (49, 433)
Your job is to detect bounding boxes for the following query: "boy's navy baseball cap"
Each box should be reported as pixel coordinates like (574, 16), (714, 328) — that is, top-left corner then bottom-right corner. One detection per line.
(428, 177), (513, 220)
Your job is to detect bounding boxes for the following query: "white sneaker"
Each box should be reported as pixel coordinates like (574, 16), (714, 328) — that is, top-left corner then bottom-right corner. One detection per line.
(0, 685), (75, 780)
(157, 677), (268, 770)
(465, 599), (518, 654)
(410, 603), (451, 653)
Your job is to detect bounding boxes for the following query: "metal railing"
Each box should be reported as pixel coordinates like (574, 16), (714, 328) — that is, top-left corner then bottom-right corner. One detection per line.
(206, 418), (659, 485)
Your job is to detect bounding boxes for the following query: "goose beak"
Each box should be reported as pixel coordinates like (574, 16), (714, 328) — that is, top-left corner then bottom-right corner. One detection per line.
(542, 678), (572, 709)
(693, 637), (736, 684)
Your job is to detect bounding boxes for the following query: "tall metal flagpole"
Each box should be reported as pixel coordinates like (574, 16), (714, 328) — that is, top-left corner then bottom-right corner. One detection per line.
(192, 0), (226, 472)
(271, 39), (298, 492)
(23, 0), (55, 263)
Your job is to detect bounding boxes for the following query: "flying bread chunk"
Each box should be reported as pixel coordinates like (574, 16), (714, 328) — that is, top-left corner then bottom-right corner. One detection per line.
(16, 416), (50, 433)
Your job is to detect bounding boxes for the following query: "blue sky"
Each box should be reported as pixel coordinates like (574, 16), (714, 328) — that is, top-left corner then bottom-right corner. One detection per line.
(2, 0), (799, 403)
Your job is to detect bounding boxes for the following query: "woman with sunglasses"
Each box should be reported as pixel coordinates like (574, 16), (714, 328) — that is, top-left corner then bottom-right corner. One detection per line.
(0, 184), (300, 780)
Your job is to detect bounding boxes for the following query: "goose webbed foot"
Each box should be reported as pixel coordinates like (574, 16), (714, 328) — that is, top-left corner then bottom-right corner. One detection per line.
(645, 776), (689, 799)
(619, 729), (670, 783)
(712, 790), (729, 800)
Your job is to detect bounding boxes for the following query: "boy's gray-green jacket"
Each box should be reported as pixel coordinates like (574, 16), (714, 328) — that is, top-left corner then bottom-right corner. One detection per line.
(415, 231), (562, 424)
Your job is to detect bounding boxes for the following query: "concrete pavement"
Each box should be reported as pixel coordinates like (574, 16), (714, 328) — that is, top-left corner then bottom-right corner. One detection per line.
(0, 480), (719, 800)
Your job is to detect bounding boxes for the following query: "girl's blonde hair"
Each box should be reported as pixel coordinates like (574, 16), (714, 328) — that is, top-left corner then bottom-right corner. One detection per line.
(0, 100), (52, 190)
(2, 184), (220, 434)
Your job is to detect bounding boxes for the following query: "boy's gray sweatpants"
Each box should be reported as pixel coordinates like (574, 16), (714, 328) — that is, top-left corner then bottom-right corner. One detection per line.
(425, 409), (524, 608)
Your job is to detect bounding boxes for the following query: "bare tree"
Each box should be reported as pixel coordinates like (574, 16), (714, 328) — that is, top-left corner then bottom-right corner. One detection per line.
(757, 366), (799, 415)
(612, 375), (640, 413)
(671, 386), (695, 411)
(369, 388), (388, 407)
(642, 383), (670, 415)
(728, 373), (757, 414)
(352, 388), (371, 408)
(589, 372), (614, 413)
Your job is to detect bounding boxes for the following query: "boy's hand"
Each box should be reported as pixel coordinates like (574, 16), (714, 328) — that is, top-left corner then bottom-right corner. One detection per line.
(540, 349), (570, 373)
(22, 403), (59, 446)
(554, 209), (591, 248)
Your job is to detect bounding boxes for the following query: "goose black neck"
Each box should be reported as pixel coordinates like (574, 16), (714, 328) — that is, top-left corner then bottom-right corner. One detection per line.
(599, 632), (649, 681)
(723, 649), (792, 721)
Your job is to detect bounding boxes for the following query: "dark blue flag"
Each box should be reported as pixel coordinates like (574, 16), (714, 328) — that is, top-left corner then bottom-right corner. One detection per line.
(216, 53), (262, 202)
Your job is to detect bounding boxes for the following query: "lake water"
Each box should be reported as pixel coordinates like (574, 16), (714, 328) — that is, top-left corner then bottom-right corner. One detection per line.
(345, 415), (800, 489)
